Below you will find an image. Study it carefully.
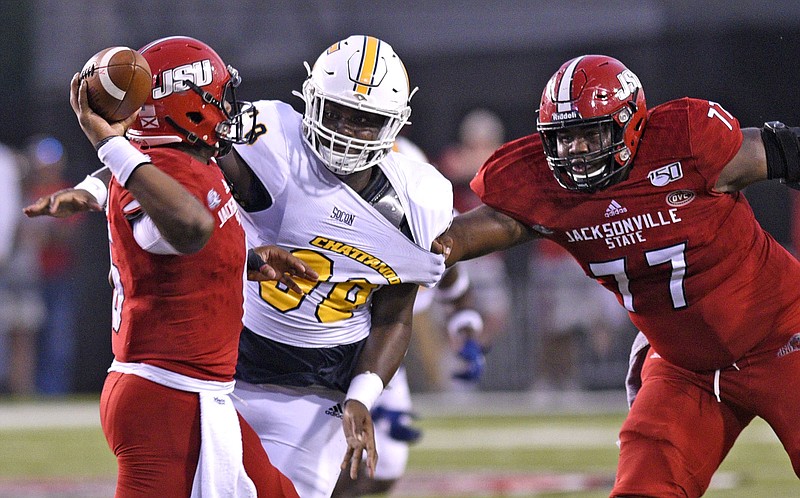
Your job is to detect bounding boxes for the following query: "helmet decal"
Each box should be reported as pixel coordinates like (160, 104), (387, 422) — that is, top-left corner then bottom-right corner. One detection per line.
(555, 56), (583, 114)
(152, 60), (213, 99)
(615, 69), (642, 101)
(137, 104), (159, 129)
(352, 36), (382, 95)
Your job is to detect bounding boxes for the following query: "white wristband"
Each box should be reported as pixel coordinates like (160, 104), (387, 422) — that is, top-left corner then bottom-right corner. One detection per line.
(446, 309), (484, 338)
(74, 175), (108, 208)
(345, 372), (384, 411)
(96, 136), (150, 187)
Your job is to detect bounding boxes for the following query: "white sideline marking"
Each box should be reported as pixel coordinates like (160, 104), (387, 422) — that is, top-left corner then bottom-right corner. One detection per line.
(0, 400), (99, 429)
(419, 420), (780, 451)
(420, 425), (619, 449)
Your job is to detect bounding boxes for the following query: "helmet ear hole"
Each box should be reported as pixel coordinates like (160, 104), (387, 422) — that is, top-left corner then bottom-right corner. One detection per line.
(186, 112), (204, 125)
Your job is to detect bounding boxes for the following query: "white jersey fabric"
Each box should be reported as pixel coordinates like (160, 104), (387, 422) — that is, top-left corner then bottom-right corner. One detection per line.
(234, 100), (452, 347)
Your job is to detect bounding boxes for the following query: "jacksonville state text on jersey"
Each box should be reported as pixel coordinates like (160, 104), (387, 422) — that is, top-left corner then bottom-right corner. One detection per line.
(473, 98), (800, 371)
(107, 147), (246, 381)
(232, 100), (453, 347)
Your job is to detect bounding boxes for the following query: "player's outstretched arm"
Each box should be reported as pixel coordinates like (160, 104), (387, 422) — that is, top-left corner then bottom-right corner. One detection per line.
(434, 205), (539, 266)
(715, 128), (769, 193)
(23, 188), (102, 218)
(24, 166), (111, 218)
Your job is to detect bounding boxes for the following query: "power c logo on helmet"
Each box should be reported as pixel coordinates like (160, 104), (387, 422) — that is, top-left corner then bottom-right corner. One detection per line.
(152, 60), (213, 99)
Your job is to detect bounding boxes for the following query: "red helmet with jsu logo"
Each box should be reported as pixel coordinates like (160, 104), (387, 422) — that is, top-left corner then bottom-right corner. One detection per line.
(126, 36), (255, 155)
(537, 55), (647, 192)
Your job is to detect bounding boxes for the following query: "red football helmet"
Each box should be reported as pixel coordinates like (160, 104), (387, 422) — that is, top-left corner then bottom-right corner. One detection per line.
(126, 36), (256, 155)
(537, 55), (647, 192)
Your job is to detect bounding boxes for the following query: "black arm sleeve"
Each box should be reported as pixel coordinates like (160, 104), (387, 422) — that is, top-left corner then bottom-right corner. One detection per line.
(761, 121), (800, 190)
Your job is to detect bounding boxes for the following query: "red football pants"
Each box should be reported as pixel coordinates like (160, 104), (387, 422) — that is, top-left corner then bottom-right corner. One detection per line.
(612, 329), (800, 497)
(100, 371), (299, 498)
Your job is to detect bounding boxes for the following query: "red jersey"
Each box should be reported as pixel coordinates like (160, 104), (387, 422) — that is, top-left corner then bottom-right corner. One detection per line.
(473, 98), (800, 371)
(107, 147), (246, 381)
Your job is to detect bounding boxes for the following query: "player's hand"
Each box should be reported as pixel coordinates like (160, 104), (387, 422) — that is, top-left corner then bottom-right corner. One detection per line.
(23, 188), (103, 218)
(341, 399), (377, 480)
(430, 232), (452, 258)
(453, 338), (486, 382)
(70, 73), (139, 148)
(246, 246), (319, 292)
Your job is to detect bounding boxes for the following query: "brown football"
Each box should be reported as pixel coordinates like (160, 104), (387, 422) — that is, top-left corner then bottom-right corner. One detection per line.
(79, 46), (152, 122)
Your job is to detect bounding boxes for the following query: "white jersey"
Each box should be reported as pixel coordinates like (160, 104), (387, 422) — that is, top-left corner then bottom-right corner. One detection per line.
(233, 100), (453, 347)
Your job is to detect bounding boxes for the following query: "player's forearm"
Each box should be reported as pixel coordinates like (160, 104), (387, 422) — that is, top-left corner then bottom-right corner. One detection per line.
(125, 165), (214, 254)
(447, 205), (537, 263)
(354, 321), (412, 385)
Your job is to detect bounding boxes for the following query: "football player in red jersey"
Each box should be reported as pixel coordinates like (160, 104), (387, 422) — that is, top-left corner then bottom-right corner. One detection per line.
(437, 54), (800, 497)
(24, 37), (316, 497)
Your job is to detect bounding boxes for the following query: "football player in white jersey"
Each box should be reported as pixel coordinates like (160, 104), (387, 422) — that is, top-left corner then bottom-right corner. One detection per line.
(216, 35), (453, 498)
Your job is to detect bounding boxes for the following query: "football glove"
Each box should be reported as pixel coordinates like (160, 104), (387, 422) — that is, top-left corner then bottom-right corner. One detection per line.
(453, 338), (486, 382)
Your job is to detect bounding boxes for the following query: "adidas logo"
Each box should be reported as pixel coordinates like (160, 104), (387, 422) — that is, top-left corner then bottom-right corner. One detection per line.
(604, 200), (627, 218)
(325, 403), (344, 419)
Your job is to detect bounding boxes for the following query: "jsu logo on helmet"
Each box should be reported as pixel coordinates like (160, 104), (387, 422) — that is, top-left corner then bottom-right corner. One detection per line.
(615, 69), (642, 100)
(153, 60), (213, 99)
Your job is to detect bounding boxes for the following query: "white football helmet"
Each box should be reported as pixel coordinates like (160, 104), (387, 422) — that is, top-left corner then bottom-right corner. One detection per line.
(298, 35), (415, 175)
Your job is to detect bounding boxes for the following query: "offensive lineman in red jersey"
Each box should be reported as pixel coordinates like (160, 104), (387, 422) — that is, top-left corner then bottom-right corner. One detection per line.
(25, 37), (315, 497)
(437, 55), (800, 497)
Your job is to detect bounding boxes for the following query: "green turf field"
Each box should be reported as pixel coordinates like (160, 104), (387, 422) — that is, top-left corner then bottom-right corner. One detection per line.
(0, 399), (797, 497)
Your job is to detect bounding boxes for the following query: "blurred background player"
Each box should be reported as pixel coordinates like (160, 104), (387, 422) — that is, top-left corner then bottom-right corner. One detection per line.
(24, 135), (82, 395)
(24, 36), (312, 497)
(528, 238), (633, 392)
(0, 142), (45, 395)
(434, 109), (509, 388)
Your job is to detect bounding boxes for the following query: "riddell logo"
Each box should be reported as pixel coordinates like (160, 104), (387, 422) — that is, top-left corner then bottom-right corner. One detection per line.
(551, 110), (579, 121)
(666, 190), (695, 207)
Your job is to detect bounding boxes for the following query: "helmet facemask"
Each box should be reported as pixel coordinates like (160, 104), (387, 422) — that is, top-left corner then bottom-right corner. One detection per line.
(301, 81), (409, 175)
(171, 65), (258, 156)
(539, 105), (635, 192)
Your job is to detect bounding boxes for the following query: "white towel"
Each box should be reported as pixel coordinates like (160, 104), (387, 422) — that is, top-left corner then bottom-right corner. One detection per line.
(108, 360), (257, 497)
(191, 391), (257, 498)
(624, 332), (651, 409)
